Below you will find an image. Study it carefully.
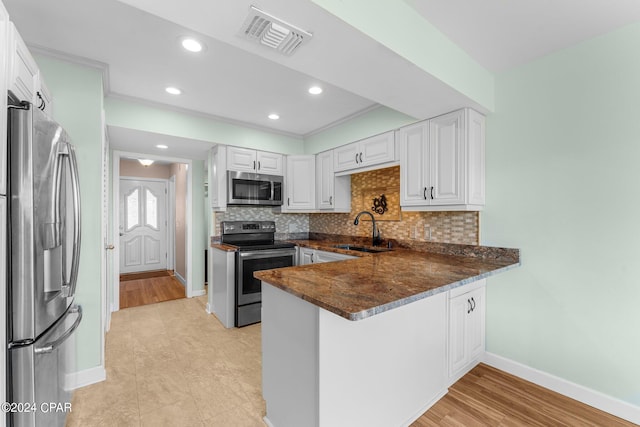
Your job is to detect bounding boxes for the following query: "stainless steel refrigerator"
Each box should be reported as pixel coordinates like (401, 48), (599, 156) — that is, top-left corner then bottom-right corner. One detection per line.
(5, 100), (82, 427)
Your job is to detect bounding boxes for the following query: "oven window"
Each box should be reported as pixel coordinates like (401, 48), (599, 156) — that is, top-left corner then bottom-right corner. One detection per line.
(240, 255), (293, 296)
(232, 179), (272, 201)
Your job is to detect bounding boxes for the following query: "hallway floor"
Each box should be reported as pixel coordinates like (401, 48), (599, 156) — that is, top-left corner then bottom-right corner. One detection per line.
(66, 296), (264, 426)
(119, 271), (186, 309)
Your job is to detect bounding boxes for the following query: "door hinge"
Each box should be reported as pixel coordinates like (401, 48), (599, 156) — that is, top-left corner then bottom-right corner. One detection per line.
(165, 188), (167, 194)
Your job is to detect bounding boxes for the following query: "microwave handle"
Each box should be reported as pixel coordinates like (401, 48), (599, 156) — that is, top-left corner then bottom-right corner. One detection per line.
(270, 182), (275, 201)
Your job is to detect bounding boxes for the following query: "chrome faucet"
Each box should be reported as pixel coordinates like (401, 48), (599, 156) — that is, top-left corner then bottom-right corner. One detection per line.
(354, 211), (382, 247)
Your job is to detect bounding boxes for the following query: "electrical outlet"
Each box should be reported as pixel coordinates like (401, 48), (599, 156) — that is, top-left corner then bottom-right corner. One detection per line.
(409, 225), (418, 240)
(288, 223), (299, 233)
(424, 225), (431, 241)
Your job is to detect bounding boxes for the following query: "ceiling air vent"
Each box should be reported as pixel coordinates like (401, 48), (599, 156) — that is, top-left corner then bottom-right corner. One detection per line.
(240, 6), (312, 56)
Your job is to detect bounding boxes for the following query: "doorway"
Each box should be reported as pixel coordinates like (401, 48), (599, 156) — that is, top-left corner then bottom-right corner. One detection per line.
(119, 178), (168, 274)
(112, 153), (194, 311)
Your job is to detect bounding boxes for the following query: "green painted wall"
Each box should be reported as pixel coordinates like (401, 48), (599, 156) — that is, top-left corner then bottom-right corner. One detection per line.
(190, 160), (205, 293)
(35, 55), (105, 372)
(311, 0), (494, 111)
(303, 106), (415, 154)
(104, 97), (304, 155)
(482, 23), (640, 406)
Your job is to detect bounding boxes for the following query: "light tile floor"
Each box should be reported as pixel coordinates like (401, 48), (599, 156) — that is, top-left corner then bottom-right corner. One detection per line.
(66, 296), (265, 426)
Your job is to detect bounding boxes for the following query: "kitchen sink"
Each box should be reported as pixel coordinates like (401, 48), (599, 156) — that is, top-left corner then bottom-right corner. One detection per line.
(333, 244), (391, 253)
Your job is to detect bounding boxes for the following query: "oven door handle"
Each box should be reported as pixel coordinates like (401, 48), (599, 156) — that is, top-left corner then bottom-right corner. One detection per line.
(238, 249), (296, 259)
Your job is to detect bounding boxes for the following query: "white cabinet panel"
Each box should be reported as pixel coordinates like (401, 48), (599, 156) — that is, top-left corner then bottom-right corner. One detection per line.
(283, 155), (315, 212)
(1, 3), (9, 196)
(297, 247), (356, 265)
(448, 280), (485, 385)
(333, 131), (396, 173)
(399, 122), (429, 206)
(256, 151), (283, 175)
(8, 23), (38, 104)
(430, 111), (464, 205)
(400, 108), (485, 211)
(208, 145), (227, 211)
(226, 146), (257, 173)
(316, 150), (350, 212)
(298, 247), (314, 265)
(333, 142), (360, 172)
(227, 146), (283, 174)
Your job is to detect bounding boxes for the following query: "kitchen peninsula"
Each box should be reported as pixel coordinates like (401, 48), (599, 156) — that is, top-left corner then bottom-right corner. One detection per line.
(255, 240), (520, 427)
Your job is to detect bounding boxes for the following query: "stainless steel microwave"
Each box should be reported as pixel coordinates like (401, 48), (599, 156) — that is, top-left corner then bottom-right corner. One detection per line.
(227, 171), (283, 206)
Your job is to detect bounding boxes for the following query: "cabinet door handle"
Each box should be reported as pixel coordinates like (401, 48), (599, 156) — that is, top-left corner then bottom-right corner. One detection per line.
(471, 297), (476, 312)
(287, 197), (290, 206)
(359, 153), (363, 163)
(258, 161), (261, 170)
(311, 252), (315, 263)
(430, 186), (434, 200)
(253, 160), (256, 170)
(355, 153), (359, 164)
(423, 187), (427, 200)
(329, 196), (333, 205)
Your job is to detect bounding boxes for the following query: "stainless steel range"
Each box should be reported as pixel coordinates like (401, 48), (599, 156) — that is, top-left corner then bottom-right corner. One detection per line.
(221, 221), (296, 327)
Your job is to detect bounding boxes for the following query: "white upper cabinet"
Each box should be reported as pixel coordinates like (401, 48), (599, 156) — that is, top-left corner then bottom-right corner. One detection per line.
(399, 108), (485, 211)
(1, 3), (9, 196)
(226, 146), (283, 175)
(208, 145), (227, 211)
(316, 150), (350, 212)
(7, 22), (38, 104)
(257, 151), (283, 175)
(333, 131), (396, 173)
(282, 155), (315, 212)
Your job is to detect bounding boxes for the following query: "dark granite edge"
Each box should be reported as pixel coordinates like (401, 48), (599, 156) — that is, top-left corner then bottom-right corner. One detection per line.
(346, 262), (521, 320)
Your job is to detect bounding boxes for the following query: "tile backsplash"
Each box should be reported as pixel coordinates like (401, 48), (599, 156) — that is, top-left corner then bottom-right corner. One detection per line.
(309, 166), (479, 245)
(213, 166), (479, 245)
(213, 207), (310, 240)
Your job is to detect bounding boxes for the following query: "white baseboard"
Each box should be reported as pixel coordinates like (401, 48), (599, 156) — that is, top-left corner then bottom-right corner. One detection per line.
(190, 289), (206, 297)
(484, 352), (640, 425)
(68, 365), (106, 390)
(205, 302), (212, 314)
(263, 417), (275, 427)
(174, 271), (186, 286)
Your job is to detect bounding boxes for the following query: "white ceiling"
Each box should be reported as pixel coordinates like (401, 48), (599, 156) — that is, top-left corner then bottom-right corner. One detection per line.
(406, 0), (640, 72)
(6, 0), (640, 159)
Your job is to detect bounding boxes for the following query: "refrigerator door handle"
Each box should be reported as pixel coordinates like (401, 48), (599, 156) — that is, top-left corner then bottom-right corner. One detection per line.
(34, 305), (82, 355)
(66, 145), (82, 297)
(68, 145), (82, 296)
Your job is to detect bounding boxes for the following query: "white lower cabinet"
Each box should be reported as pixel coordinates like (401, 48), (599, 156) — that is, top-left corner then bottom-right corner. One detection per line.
(448, 279), (485, 385)
(297, 247), (355, 265)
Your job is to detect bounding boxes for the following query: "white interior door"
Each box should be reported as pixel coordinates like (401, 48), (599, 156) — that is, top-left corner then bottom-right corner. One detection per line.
(119, 178), (167, 273)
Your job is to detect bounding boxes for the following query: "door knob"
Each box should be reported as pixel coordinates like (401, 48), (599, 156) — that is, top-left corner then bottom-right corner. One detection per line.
(105, 244), (115, 250)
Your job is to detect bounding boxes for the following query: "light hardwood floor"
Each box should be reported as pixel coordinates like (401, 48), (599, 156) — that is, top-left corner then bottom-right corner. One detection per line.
(119, 273), (186, 309)
(67, 297), (635, 426)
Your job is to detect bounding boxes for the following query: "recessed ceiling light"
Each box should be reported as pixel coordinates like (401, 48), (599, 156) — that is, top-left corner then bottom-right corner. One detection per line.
(308, 86), (323, 95)
(181, 37), (204, 53)
(165, 86), (181, 95)
(156, 144), (168, 149)
(268, 113), (280, 120)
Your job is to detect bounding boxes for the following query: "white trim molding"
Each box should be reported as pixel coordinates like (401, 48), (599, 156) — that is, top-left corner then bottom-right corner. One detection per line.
(484, 352), (640, 425)
(191, 289), (206, 297)
(68, 366), (106, 390)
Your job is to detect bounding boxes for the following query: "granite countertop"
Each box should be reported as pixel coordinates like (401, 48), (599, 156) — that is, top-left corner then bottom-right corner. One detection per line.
(255, 237), (520, 321)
